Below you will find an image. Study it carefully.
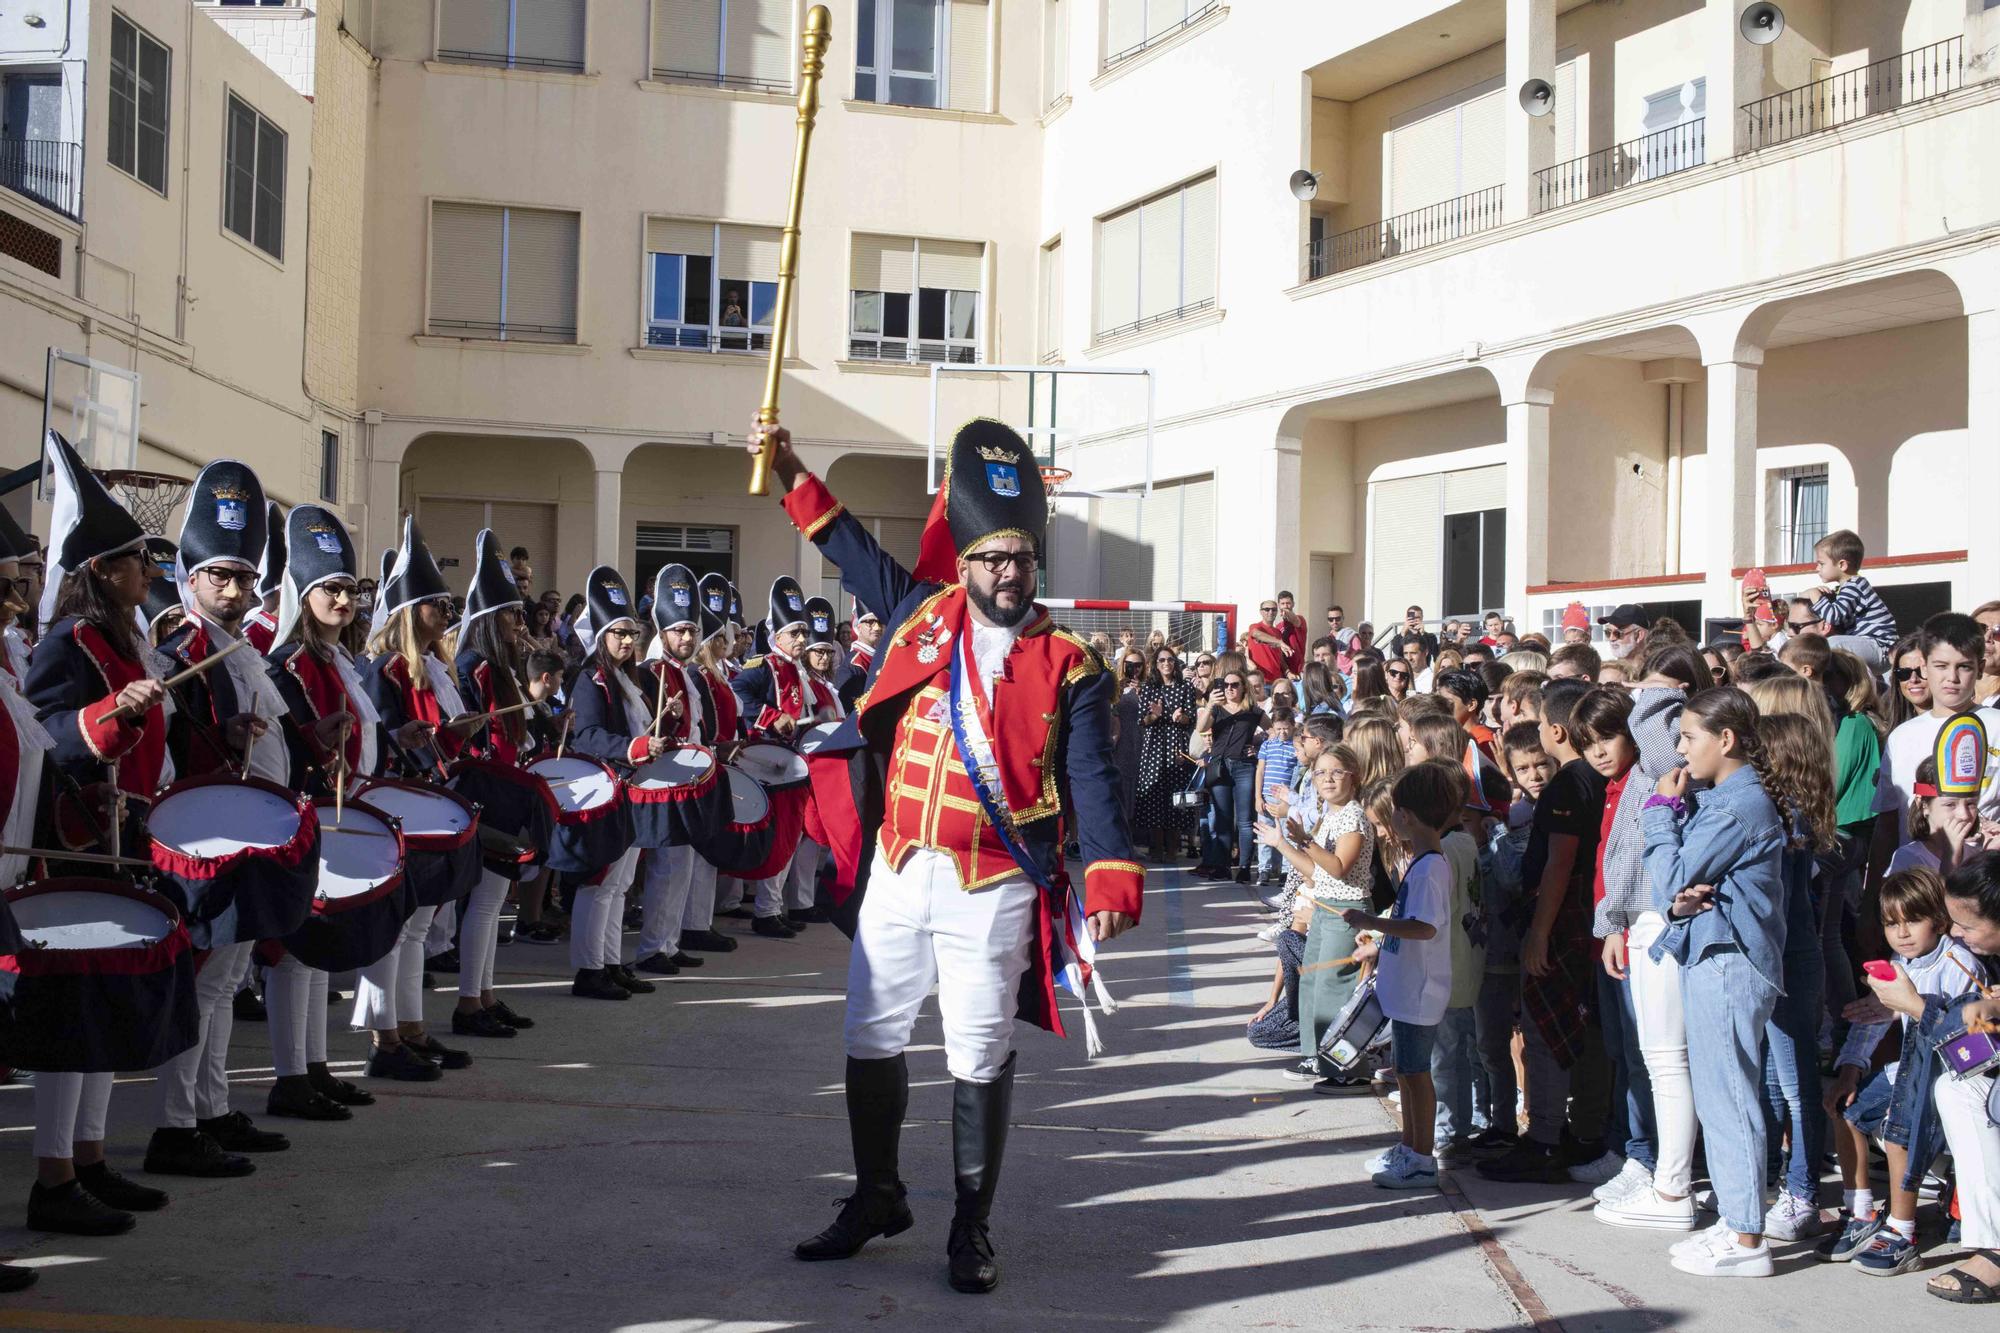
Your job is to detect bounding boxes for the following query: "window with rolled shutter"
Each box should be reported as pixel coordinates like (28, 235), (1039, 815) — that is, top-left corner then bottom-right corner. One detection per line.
(855, 0), (989, 110)
(1385, 55), (1577, 213)
(850, 233), (983, 363)
(438, 0), (586, 72)
(427, 201), (578, 343)
(722, 0), (795, 91)
(1043, 0), (1068, 107)
(1104, 0), (1214, 68)
(514, 0), (586, 71)
(1096, 493), (1147, 599)
(501, 208), (579, 342)
(653, 0), (722, 80)
(1369, 475), (1443, 623)
(436, 0), (510, 66)
(1175, 475), (1214, 600)
(1094, 173), (1215, 340)
(1039, 238), (1063, 360)
(1443, 464), (1504, 514)
(946, 0), (988, 111)
(429, 202), (505, 336)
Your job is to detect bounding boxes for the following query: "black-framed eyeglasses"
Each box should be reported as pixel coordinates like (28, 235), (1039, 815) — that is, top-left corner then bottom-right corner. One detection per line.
(316, 581), (360, 603)
(968, 551), (1038, 575)
(1892, 666), (1923, 682)
(605, 627), (639, 641)
(422, 596), (455, 614)
(199, 566), (259, 592)
(0, 577), (28, 600)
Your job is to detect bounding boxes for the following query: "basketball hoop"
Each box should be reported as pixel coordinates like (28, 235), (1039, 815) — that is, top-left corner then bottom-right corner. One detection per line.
(1040, 465), (1073, 521)
(97, 469), (190, 537)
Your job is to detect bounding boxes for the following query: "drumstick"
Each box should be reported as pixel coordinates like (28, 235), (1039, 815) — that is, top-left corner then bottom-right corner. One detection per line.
(334, 752), (346, 829)
(0, 844), (153, 869)
(101, 638), (252, 720)
(556, 710), (574, 761)
(456, 700), (537, 727)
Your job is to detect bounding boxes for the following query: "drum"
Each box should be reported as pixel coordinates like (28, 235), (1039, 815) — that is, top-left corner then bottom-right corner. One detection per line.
(350, 776), (481, 908)
(796, 721), (843, 757)
(1316, 974), (1389, 1072)
(627, 746), (730, 850)
(281, 800), (410, 972)
(450, 756), (559, 880)
(737, 740), (810, 791)
(147, 773), (319, 948)
(526, 756), (632, 876)
(1940, 1026), (2000, 1081)
(0, 878), (198, 1073)
(694, 767), (806, 879)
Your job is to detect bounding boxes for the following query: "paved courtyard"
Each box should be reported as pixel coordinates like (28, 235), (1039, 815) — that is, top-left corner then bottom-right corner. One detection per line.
(0, 869), (1989, 1332)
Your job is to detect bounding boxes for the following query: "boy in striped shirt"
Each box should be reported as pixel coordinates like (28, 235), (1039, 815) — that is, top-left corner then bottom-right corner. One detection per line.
(1805, 529), (1898, 670)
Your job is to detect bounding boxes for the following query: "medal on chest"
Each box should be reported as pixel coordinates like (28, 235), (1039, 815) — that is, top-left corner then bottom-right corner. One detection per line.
(912, 614), (949, 666)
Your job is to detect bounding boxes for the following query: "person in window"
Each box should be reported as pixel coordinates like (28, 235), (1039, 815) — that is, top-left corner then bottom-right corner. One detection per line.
(721, 288), (747, 328)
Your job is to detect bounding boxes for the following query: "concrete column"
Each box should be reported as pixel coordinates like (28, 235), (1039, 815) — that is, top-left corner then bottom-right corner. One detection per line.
(1706, 0), (1765, 160)
(592, 469), (623, 573)
(1964, 306), (2000, 601)
(1504, 0), (1557, 219)
(1502, 390), (1553, 617)
(1701, 355), (1761, 623)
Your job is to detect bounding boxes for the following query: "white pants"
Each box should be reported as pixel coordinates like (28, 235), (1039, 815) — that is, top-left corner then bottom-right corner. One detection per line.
(267, 953), (330, 1077)
(426, 901), (457, 955)
(458, 869), (510, 998)
(1626, 913), (1695, 1195)
(640, 845), (696, 958)
(715, 875), (744, 914)
(785, 840), (825, 912)
(354, 905), (437, 1031)
(1935, 1068), (2000, 1248)
(570, 847), (640, 971)
(33, 1072), (114, 1159)
(753, 871), (786, 919)
(154, 940), (252, 1127)
(844, 846), (1037, 1083)
(680, 858), (719, 932)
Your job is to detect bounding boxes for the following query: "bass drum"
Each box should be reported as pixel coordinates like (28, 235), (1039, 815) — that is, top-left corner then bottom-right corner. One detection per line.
(0, 878), (198, 1073)
(628, 747), (730, 850)
(450, 756), (558, 880)
(350, 776), (481, 907)
(281, 800), (410, 972)
(147, 772), (319, 947)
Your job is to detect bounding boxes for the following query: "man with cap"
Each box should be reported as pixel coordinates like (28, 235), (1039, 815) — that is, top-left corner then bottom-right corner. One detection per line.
(839, 597), (882, 711)
(1597, 603), (1650, 664)
(731, 575), (815, 938)
(679, 572), (743, 954)
(243, 501), (285, 653)
(633, 562), (712, 975)
(751, 417), (1142, 1295)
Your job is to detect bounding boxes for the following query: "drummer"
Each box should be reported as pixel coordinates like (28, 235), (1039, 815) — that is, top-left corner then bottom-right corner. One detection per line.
(266, 505), (395, 1099)
(358, 517), (477, 1074)
(679, 573), (741, 956)
(563, 565), (660, 999)
(633, 563), (711, 977)
(731, 578), (819, 939)
(784, 597), (845, 927)
(155, 462), (293, 1165)
(449, 529), (538, 1038)
(838, 597), (881, 711)
(242, 500), (284, 653)
(23, 433), (183, 1213)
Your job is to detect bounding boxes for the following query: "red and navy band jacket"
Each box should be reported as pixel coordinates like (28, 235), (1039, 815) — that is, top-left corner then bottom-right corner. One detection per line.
(729, 648), (811, 738)
(780, 473), (1143, 1038)
(644, 656), (716, 747)
(360, 651), (463, 780)
(565, 660), (663, 770)
(26, 617), (170, 845)
(835, 643), (873, 712)
(269, 643), (370, 797)
(700, 662), (741, 744)
(159, 620), (249, 779)
(454, 647), (540, 766)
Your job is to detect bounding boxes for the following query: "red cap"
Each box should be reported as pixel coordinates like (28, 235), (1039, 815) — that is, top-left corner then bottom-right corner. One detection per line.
(1560, 601), (1588, 631)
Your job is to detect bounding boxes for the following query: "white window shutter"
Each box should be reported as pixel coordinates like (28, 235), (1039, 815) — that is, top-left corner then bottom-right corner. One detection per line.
(1039, 238), (1063, 356)
(725, 0), (795, 87)
(1180, 175), (1216, 308)
(513, 0), (587, 68)
(1443, 464), (1505, 513)
(1174, 476), (1215, 601)
(1369, 475), (1443, 622)
(852, 233), (915, 292)
(946, 0), (988, 111)
(1553, 56), (1579, 164)
(1458, 88), (1507, 194)
(646, 217), (715, 256)
(429, 201), (504, 334)
(502, 207), (580, 340)
(1137, 191), (1183, 320)
(654, 0), (722, 77)
(1096, 493), (1146, 598)
(437, 0), (509, 60)
(918, 238), (983, 291)
(1143, 0), (1183, 43)
(1143, 481), (1184, 602)
(1104, 0), (1142, 59)
(719, 223), (783, 283)
(1386, 104), (1459, 214)
(1043, 0), (1067, 104)
(1095, 209), (1139, 334)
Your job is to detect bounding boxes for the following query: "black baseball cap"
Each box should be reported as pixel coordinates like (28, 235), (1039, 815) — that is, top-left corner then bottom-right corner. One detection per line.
(1596, 603), (1649, 630)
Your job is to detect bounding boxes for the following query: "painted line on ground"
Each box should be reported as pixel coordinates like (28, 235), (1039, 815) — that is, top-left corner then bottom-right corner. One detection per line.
(1160, 869), (1194, 1007)
(0, 1313), (384, 1333)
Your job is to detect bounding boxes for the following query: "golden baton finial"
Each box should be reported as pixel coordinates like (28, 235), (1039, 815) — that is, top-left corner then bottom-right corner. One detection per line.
(750, 4), (832, 496)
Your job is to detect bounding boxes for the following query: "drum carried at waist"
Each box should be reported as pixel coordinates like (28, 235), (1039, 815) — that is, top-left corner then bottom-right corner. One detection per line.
(147, 773), (320, 948)
(350, 776), (481, 907)
(0, 878), (198, 1073)
(627, 746), (730, 850)
(1316, 974), (1389, 1073)
(450, 756), (558, 880)
(525, 756), (631, 876)
(280, 800), (410, 972)
(736, 740), (810, 791)
(695, 761), (806, 879)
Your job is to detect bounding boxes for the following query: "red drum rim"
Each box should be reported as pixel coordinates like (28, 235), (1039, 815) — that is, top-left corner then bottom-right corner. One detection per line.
(309, 799), (408, 915)
(1, 877), (193, 977)
(526, 757), (624, 827)
(350, 776), (479, 852)
(147, 772), (319, 882)
(628, 746), (720, 805)
(448, 755), (563, 823)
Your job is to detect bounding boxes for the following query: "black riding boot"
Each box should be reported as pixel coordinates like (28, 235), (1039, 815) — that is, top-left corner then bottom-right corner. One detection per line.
(947, 1052), (1016, 1294)
(794, 1055), (913, 1260)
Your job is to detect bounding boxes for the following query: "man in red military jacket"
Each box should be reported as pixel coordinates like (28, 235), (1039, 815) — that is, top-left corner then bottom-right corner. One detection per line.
(752, 417), (1140, 1296)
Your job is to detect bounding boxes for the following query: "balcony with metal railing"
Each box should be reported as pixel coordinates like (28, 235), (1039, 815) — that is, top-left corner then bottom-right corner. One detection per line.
(1742, 36), (1964, 152)
(0, 138), (82, 220)
(1534, 119), (1706, 214)
(1302, 185), (1503, 282)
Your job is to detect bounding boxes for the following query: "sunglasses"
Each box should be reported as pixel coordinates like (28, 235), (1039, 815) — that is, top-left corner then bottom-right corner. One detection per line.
(1224, 681), (1244, 690)
(1786, 620), (1817, 632)
(1892, 666), (1924, 682)
(1260, 605), (1277, 613)
(1386, 668), (1411, 680)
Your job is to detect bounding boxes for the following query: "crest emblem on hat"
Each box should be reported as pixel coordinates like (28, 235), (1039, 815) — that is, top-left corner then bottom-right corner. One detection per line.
(606, 585), (628, 607)
(308, 523), (343, 555)
(216, 497), (248, 531)
(985, 462), (1021, 498)
(672, 587), (691, 607)
(785, 592), (803, 611)
(706, 592), (725, 611)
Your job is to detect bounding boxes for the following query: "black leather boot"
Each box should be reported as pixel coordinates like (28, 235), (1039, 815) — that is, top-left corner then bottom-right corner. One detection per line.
(947, 1052), (1015, 1294)
(795, 1055), (913, 1261)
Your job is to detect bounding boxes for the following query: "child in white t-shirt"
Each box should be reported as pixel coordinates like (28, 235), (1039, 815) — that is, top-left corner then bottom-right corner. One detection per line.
(1347, 761), (1457, 1191)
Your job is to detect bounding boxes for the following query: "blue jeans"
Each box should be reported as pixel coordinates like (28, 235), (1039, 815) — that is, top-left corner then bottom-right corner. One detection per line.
(1598, 964), (1658, 1172)
(1682, 946), (1780, 1234)
(1430, 1006), (1486, 1144)
(1760, 940), (1826, 1202)
(1202, 758), (1257, 871)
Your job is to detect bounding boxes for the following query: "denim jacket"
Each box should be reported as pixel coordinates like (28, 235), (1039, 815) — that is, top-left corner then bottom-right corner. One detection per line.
(1641, 765), (1788, 990)
(1884, 953), (2000, 1190)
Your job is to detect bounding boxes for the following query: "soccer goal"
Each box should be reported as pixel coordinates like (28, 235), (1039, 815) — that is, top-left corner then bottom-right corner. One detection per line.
(1041, 599), (1235, 657)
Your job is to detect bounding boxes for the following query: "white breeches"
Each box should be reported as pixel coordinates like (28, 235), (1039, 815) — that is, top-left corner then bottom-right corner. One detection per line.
(267, 953), (330, 1076)
(570, 847), (640, 971)
(354, 905), (437, 1031)
(153, 940), (252, 1127)
(640, 845), (696, 958)
(680, 858), (719, 932)
(458, 870), (510, 998)
(33, 1072), (114, 1159)
(784, 840), (825, 912)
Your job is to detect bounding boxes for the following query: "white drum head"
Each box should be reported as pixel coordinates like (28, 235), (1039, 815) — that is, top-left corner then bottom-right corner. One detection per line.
(632, 748), (715, 790)
(797, 722), (842, 756)
(151, 785), (299, 856)
(528, 758), (617, 813)
(737, 742), (808, 787)
(353, 782), (472, 837)
(13, 890), (170, 949)
(725, 768), (771, 824)
(314, 806), (399, 899)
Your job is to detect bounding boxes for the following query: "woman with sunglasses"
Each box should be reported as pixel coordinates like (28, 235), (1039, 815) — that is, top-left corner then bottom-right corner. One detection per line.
(1884, 630), (1932, 731)
(1383, 659), (1413, 703)
(1133, 648), (1199, 864)
(1194, 670), (1263, 883)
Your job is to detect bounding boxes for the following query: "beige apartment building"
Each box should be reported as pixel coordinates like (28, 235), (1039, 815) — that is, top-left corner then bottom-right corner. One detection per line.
(4, 0), (1998, 638)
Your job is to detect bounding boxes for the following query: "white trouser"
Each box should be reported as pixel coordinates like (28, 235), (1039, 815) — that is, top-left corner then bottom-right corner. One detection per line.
(153, 940), (252, 1127)
(427, 901), (457, 955)
(570, 847), (640, 971)
(640, 845), (696, 958)
(354, 905), (437, 1031)
(680, 858), (719, 932)
(458, 869), (510, 998)
(785, 840), (825, 912)
(1935, 1067), (2000, 1248)
(715, 875), (744, 914)
(753, 871), (786, 919)
(33, 1072), (114, 1159)
(844, 845), (1037, 1083)
(1626, 912), (1695, 1195)
(267, 954), (330, 1077)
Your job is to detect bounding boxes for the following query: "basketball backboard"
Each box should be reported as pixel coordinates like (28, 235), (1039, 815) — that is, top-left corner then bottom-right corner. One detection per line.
(925, 363), (1154, 500)
(40, 349), (140, 501)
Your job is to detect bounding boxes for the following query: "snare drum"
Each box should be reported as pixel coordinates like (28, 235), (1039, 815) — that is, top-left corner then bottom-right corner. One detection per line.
(0, 878), (198, 1073)
(737, 740), (810, 791)
(1315, 974), (1389, 1072)
(350, 776), (481, 907)
(148, 773), (319, 948)
(1940, 1027), (2000, 1081)
(281, 801), (410, 972)
(450, 756), (559, 880)
(627, 746), (730, 850)
(796, 722), (843, 757)
(525, 756), (632, 876)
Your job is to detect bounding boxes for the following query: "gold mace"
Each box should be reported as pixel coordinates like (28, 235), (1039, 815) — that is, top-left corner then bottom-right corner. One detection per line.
(749, 4), (832, 496)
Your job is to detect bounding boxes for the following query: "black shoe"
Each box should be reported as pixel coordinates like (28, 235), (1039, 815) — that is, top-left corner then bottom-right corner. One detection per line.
(365, 1044), (444, 1082)
(143, 1128), (255, 1178)
(947, 1053), (1014, 1294)
(75, 1161), (168, 1211)
(609, 965), (655, 994)
(634, 952), (681, 976)
(795, 1185), (915, 1261)
(451, 1007), (516, 1038)
(681, 930), (737, 953)
(519, 922), (563, 946)
(196, 1111), (289, 1154)
(1311, 1073), (1373, 1095)
(948, 1217), (998, 1294)
(267, 1075), (353, 1122)
(428, 948), (460, 973)
(231, 987), (266, 1021)
(572, 967), (629, 1001)
(404, 1033), (472, 1069)
(496, 923), (515, 945)
(670, 951), (705, 968)
(27, 1180), (134, 1236)
(795, 1055), (913, 1262)
(308, 1061), (376, 1105)
(753, 915), (796, 939)
(781, 914), (810, 933)
(0, 1265), (35, 1293)
(1233, 867), (1252, 884)
(723, 906), (757, 920)
(793, 906), (831, 923)
(486, 1000), (534, 1030)
(1465, 1126), (1520, 1160)
(1477, 1138), (1567, 1184)
(1556, 1128), (1607, 1169)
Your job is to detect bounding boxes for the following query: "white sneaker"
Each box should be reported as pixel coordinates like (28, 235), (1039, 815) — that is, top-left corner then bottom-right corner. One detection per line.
(1670, 1220), (1731, 1257)
(1761, 1190), (1825, 1242)
(1256, 922), (1283, 943)
(1594, 1187), (1698, 1231)
(1669, 1230), (1773, 1278)
(1567, 1149), (1626, 1188)
(1591, 1157), (1654, 1204)
(1373, 1151), (1439, 1190)
(1280, 1059), (1321, 1083)
(1365, 1143), (1410, 1175)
